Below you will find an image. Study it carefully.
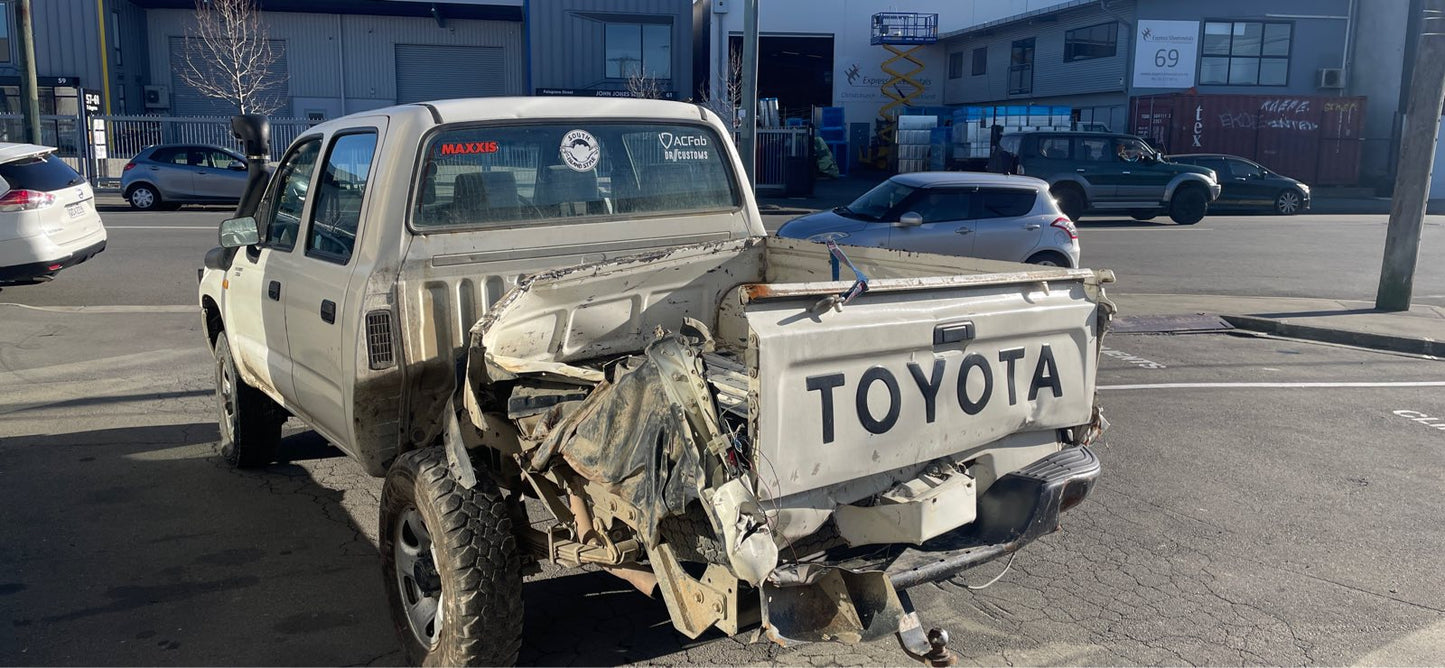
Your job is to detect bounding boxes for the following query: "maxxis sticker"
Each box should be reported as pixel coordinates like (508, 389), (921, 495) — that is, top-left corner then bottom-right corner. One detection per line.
(560, 129), (600, 172)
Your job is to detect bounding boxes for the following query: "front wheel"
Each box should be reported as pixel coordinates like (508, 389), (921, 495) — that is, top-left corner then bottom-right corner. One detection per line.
(1275, 189), (1303, 215)
(1169, 187), (1209, 225)
(380, 448), (523, 666)
(214, 332), (282, 468)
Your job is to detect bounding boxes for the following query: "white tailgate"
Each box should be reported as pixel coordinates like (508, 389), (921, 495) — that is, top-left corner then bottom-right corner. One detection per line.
(747, 281), (1098, 500)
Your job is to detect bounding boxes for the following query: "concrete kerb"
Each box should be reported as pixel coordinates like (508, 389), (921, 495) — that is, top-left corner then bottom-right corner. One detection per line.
(1222, 314), (1443, 357)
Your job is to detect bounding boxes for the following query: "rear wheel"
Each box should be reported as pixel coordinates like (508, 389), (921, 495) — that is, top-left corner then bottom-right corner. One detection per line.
(1168, 186), (1208, 225)
(213, 332), (283, 468)
(1025, 251), (1071, 268)
(1275, 189), (1303, 215)
(1051, 185), (1086, 222)
(127, 184), (161, 211)
(380, 448), (524, 666)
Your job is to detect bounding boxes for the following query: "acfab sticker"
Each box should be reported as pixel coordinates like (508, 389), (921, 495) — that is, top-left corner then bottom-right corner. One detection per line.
(560, 129), (600, 172)
(658, 132), (710, 161)
(439, 141), (498, 156)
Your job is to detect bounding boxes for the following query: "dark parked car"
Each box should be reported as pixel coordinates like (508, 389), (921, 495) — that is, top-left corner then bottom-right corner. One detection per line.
(1166, 153), (1311, 215)
(120, 144), (249, 210)
(996, 131), (1221, 224)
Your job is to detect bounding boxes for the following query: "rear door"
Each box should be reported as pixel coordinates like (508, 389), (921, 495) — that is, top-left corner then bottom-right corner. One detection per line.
(283, 124), (383, 445)
(970, 187), (1044, 262)
(885, 187), (976, 256)
(144, 147), (195, 199)
(1071, 136), (1122, 201)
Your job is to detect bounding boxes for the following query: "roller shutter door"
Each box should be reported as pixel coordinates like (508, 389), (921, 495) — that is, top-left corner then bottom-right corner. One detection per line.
(395, 45), (506, 104)
(170, 37), (289, 116)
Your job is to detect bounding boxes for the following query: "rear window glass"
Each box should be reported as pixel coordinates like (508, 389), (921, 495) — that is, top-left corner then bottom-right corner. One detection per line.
(413, 122), (740, 229)
(977, 189), (1036, 218)
(0, 153), (84, 192)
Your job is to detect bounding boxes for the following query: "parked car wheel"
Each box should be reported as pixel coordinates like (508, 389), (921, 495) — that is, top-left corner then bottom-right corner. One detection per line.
(1025, 250), (1071, 267)
(1130, 209), (1159, 221)
(1169, 186), (1209, 225)
(1051, 185), (1086, 222)
(213, 332), (283, 468)
(380, 447), (524, 666)
(1275, 189), (1304, 215)
(127, 184), (162, 211)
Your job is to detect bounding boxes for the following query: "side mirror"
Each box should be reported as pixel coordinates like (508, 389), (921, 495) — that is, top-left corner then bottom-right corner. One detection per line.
(227, 160), (246, 171)
(897, 212), (923, 227)
(219, 216), (261, 248)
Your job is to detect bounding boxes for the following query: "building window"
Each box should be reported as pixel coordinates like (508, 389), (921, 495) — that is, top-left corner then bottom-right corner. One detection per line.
(948, 52), (963, 79)
(605, 22), (671, 80)
(1200, 21), (1291, 86)
(109, 12), (122, 67)
(972, 47), (987, 75)
(1009, 38), (1034, 95)
(0, 2), (11, 64)
(1064, 22), (1117, 62)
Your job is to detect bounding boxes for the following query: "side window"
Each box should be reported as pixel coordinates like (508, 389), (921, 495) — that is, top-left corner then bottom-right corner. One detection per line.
(1036, 137), (1072, 160)
(999, 135), (1021, 155)
(306, 132), (378, 264)
(906, 190), (972, 223)
(206, 150), (239, 168)
(1228, 159), (1262, 179)
(151, 148), (184, 164)
(975, 189), (1037, 219)
(259, 137), (323, 252)
(1075, 137), (1111, 162)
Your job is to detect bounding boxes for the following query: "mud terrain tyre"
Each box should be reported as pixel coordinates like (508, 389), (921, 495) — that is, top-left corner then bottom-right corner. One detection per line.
(380, 448), (523, 666)
(1168, 185), (1209, 225)
(213, 332), (282, 468)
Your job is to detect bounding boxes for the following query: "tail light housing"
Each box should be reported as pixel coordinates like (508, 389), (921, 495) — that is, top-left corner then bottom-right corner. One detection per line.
(0, 189), (57, 212)
(123, 161), (136, 171)
(1050, 216), (1077, 240)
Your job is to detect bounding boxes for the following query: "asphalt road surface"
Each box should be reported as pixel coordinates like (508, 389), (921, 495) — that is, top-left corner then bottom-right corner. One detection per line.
(2, 202), (1443, 665)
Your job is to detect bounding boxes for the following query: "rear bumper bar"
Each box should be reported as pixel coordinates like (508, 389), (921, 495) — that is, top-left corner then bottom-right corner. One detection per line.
(0, 239), (107, 283)
(886, 445), (1101, 589)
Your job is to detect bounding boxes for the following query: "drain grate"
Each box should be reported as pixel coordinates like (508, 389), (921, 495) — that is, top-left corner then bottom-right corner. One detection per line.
(1110, 314), (1234, 334)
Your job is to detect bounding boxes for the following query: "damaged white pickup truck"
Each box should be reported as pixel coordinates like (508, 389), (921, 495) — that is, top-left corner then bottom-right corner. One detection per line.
(198, 98), (1113, 665)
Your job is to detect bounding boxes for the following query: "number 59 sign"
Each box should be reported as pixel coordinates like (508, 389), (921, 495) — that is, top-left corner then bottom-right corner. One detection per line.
(1133, 20), (1199, 89)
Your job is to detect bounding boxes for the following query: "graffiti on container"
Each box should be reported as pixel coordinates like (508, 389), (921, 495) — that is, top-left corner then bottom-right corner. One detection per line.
(1264, 118), (1320, 131)
(1323, 101), (1359, 113)
(1219, 111), (1257, 129)
(1258, 98), (1311, 114)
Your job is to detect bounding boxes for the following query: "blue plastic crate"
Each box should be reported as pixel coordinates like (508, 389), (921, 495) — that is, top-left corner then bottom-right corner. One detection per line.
(820, 106), (845, 128)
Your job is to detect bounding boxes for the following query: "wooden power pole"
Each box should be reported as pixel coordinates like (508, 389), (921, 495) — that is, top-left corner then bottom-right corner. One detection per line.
(1376, 0), (1445, 311)
(16, 0), (42, 145)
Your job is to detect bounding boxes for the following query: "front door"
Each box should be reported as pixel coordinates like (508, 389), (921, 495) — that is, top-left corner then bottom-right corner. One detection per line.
(885, 187), (976, 256)
(195, 149), (250, 200)
(1071, 136), (1123, 202)
(225, 135), (326, 410)
(284, 125), (384, 446)
(1113, 137), (1173, 201)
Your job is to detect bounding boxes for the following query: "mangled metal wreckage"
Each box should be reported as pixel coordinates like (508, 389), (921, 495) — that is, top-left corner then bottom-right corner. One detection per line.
(458, 236), (1112, 658)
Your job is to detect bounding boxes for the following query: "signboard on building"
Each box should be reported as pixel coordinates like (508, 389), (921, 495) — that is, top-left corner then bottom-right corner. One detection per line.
(535, 88), (678, 100)
(1132, 20), (1200, 89)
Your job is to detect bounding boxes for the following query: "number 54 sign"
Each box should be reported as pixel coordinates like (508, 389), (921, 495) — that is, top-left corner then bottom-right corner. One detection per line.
(1133, 20), (1199, 89)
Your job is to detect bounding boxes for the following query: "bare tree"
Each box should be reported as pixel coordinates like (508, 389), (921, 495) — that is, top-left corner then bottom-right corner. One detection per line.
(625, 70), (665, 100)
(176, 0), (287, 115)
(697, 50), (743, 127)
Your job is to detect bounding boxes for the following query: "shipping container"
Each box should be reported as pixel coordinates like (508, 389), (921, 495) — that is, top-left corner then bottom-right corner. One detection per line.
(1130, 94), (1366, 186)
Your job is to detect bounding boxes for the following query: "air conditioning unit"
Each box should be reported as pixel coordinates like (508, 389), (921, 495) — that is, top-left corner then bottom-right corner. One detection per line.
(1317, 68), (1346, 89)
(143, 85), (169, 109)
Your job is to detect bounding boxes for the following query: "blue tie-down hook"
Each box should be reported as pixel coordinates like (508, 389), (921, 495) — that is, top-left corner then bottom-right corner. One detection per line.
(817, 240), (870, 313)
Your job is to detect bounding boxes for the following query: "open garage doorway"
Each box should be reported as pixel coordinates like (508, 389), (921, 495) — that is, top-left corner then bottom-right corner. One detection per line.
(730, 34), (833, 121)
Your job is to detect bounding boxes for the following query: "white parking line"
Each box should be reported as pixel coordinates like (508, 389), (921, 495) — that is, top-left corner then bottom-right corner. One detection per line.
(1100, 381), (1445, 390)
(0, 303), (195, 313)
(1081, 227), (1213, 232)
(108, 225), (215, 230)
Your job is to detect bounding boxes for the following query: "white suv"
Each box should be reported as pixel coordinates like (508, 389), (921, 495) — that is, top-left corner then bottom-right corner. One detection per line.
(0, 144), (106, 285)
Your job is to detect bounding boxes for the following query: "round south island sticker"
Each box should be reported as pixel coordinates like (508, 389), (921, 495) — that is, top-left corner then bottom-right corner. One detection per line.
(560, 129), (600, 172)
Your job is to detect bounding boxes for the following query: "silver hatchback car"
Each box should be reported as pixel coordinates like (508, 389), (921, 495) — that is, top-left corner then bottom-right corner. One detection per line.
(120, 144), (249, 210)
(777, 172), (1080, 267)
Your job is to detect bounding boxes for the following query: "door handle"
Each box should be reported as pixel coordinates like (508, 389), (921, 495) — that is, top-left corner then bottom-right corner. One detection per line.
(1075, 168), (1086, 172)
(954, 228), (972, 234)
(934, 321), (976, 346)
(1121, 171), (1131, 175)
(267, 280), (281, 300)
(320, 299), (336, 324)
(1025, 224), (1041, 230)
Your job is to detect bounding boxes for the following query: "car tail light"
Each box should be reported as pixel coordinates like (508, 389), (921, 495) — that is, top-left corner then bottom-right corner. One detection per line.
(1050, 216), (1077, 240)
(0, 189), (57, 212)
(123, 161), (136, 171)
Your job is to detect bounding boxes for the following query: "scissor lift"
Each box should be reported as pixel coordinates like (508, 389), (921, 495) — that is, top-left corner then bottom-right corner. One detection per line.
(868, 12), (938, 169)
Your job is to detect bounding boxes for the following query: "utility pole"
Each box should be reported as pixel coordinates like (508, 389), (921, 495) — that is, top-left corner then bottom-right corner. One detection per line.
(738, 0), (759, 186)
(1377, 0), (1445, 311)
(16, 0), (42, 145)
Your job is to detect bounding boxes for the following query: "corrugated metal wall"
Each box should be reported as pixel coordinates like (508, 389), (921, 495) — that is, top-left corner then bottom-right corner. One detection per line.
(395, 45), (506, 103)
(147, 8), (523, 117)
(27, 0), (101, 85)
(168, 37), (289, 116)
(527, 0), (694, 96)
(941, 0), (1134, 106)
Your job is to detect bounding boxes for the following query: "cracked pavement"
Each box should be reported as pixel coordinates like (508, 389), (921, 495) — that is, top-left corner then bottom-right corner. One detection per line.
(1, 305), (1443, 666)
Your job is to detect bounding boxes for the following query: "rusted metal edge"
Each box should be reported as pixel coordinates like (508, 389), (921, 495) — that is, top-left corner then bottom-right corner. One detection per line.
(740, 268), (1111, 304)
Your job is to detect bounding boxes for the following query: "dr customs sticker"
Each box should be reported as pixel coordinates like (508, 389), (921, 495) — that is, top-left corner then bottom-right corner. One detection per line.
(658, 132), (710, 161)
(560, 129), (600, 172)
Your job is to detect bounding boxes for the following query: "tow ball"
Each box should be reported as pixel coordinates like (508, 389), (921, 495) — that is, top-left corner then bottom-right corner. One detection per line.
(896, 590), (958, 667)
